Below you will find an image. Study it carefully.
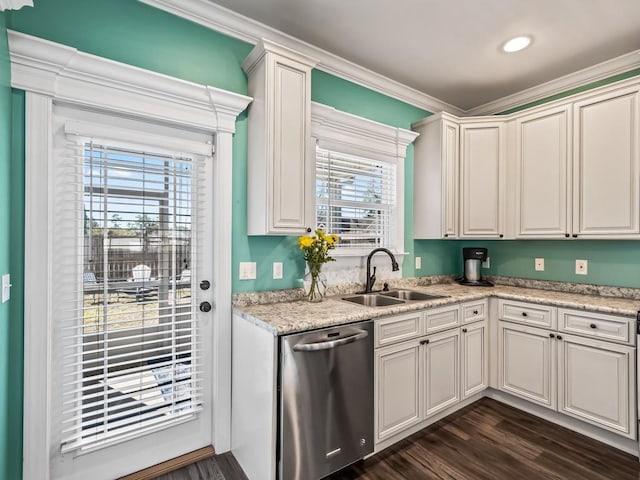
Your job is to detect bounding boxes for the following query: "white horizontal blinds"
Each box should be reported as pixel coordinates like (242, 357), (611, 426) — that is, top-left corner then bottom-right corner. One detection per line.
(54, 135), (206, 453)
(316, 147), (396, 248)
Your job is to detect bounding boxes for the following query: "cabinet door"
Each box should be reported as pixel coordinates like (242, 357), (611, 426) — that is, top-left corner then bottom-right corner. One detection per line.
(498, 322), (556, 410)
(376, 340), (421, 442)
(515, 106), (571, 238)
(413, 116), (459, 239)
(573, 87), (640, 237)
(423, 329), (460, 418)
(271, 58), (312, 232)
(442, 120), (459, 238)
(461, 321), (488, 399)
(558, 334), (636, 439)
(460, 122), (506, 237)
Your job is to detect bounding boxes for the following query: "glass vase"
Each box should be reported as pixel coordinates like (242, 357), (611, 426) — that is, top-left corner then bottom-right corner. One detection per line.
(304, 266), (327, 303)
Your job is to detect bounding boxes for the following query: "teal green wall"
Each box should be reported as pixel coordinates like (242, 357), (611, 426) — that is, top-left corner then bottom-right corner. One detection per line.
(8, 90), (24, 480)
(415, 239), (640, 288)
(0, 11), (12, 480)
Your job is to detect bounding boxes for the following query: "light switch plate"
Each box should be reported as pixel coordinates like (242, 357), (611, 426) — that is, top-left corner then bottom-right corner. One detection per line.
(535, 258), (545, 271)
(239, 262), (256, 280)
(415, 257), (422, 269)
(575, 259), (588, 275)
(2, 274), (11, 303)
(273, 262), (283, 279)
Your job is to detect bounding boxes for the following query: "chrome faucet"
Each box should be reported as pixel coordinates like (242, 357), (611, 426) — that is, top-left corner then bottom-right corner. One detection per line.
(365, 248), (399, 293)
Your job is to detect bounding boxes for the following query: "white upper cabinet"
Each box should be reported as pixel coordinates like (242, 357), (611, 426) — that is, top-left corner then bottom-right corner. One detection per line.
(514, 106), (571, 238)
(413, 114), (459, 239)
(572, 87), (640, 238)
(413, 78), (640, 240)
(460, 121), (506, 238)
(243, 40), (317, 235)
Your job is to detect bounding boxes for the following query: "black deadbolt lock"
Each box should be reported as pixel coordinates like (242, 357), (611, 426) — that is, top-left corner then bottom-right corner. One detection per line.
(199, 302), (212, 313)
(200, 280), (211, 290)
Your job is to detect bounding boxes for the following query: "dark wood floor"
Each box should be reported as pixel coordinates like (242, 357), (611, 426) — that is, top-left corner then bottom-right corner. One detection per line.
(160, 398), (640, 480)
(153, 452), (248, 480)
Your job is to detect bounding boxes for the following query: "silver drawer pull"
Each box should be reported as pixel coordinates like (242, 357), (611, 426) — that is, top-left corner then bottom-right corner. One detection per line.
(326, 447), (341, 459)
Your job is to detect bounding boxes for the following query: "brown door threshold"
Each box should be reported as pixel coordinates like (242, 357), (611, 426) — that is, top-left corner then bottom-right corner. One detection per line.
(119, 446), (215, 480)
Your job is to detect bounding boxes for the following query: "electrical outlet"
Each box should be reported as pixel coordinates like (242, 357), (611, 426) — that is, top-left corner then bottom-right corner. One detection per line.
(415, 257), (422, 269)
(273, 262), (283, 279)
(575, 259), (588, 275)
(535, 258), (545, 271)
(1, 274), (10, 303)
(239, 262), (256, 280)
(482, 257), (490, 269)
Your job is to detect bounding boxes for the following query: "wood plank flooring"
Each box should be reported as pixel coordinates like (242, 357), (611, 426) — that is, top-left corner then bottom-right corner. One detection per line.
(159, 398), (640, 480)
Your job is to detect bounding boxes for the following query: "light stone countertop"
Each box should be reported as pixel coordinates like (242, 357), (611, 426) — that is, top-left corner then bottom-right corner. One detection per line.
(233, 283), (640, 336)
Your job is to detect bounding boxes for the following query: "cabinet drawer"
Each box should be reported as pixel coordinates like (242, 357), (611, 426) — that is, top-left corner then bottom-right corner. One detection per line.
(558, 308), (633, 345)
(461, 299), (488, 324)
(375, 312), (423, 347)
(425, 305), (459, 333)
(498, 299), (556, 329)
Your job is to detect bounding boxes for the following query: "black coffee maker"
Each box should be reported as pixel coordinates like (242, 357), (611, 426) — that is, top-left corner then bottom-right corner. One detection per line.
(456, 247), (493, 286)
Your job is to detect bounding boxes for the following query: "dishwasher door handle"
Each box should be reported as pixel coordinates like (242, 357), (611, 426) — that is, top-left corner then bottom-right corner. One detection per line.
(293, 329), (369, 352)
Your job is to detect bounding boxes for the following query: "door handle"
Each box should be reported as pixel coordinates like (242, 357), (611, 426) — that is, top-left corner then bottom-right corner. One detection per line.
(293, 330), (368, 351)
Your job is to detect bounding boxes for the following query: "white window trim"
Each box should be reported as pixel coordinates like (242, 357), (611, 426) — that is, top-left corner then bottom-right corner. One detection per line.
(9, 30), (251, 480)
(0, 0), (32, 11)
(310, 102), (419, 259)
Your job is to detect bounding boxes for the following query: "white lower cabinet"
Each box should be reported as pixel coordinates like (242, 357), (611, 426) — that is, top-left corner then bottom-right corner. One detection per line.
(558, 334), (635, 438)
(376, 339), (421, 442)
(461, 320), (488, 399)
(375, 302), (487, 444)
(376, 300), (636, 450)
(498, 322), (556, 409)
(423, 328), (460, 417)
(499, 319), (636, 439)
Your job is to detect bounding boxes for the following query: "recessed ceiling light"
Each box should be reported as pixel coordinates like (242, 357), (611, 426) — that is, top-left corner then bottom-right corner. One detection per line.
(502, 36), (532, 53)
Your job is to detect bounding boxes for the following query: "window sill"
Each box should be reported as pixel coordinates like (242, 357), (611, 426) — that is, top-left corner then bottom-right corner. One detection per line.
(330, 249), (409, 259)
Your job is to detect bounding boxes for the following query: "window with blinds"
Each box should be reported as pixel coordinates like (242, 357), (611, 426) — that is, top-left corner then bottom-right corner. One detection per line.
(54, 137), (205, 452)
(316, 147), (397, 249)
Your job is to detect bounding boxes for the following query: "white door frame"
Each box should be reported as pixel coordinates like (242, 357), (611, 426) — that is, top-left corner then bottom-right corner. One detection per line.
(10, 30), (251, 479)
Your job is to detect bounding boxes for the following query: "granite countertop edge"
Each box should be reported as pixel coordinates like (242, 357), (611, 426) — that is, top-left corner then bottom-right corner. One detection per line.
(234, 284), (640, 336)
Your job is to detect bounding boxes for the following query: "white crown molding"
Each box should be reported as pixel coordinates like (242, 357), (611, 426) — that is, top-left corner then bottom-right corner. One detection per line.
(242, 38), (317, 74)
(138, 0), (465, 116)
(0, 0), (32, 11)
(311, 101), (419, 161)
(466, 49), (640, 115)
(7, 29), (252, 133)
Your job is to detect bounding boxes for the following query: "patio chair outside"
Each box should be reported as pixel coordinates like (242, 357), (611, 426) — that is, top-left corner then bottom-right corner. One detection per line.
(84, 271), (100, 303)
(177, 269), (191, 298)
(116, 264), (157, 302)
(132, 264), (152, 282)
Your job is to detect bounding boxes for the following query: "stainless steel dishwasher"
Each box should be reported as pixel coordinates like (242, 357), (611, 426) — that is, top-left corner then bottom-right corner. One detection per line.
(279, 320), (374, 480)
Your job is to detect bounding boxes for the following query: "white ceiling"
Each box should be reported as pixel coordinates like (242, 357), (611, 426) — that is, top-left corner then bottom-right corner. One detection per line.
(209, 0), (640, 111)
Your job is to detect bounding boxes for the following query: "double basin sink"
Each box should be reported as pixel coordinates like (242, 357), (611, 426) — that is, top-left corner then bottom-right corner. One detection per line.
(341, 289), (446, 307)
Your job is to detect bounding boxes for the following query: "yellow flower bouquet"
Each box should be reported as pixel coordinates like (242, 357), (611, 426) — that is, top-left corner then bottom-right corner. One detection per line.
(298, 229), (339, 302)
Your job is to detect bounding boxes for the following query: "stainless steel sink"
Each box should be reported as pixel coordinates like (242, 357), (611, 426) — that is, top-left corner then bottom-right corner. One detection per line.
(341, 294), (405, 307)
(380, 289), (446, 301)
